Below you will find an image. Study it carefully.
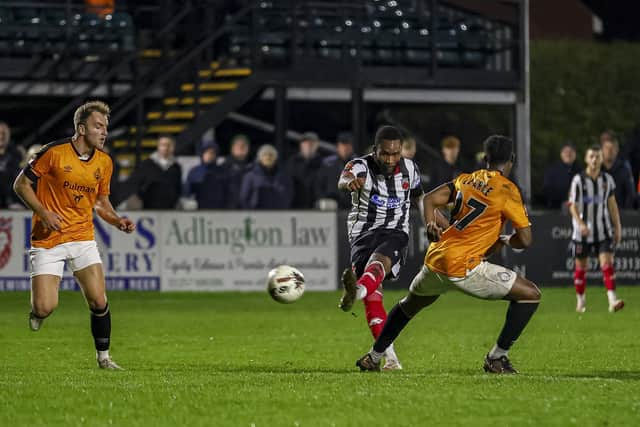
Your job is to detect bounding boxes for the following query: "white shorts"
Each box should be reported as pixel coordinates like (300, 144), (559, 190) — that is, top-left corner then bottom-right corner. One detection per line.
(29, 240), (102, 278)
(409, 261), (517, 300)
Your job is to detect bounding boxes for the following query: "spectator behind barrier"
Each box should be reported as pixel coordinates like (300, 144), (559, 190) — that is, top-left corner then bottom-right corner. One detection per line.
(542, 142), (582, 209)
(218, 134), (252, 208)
(600, 130), (636, 209)
(401, 136), (431, 189)
(401, 137), (417, 160)
(119, 135), (183, 209)
(0, 121), (23, 208)
(620, 127), (640, 207)
(427, 135), (463, 191)
(315, 132), (355, 210)
(240, 144), (293, 209)
(185, 140), (230, 209)
(287, 131), (323, 208)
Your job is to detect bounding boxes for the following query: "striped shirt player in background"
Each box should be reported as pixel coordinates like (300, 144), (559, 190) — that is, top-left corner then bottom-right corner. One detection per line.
(13, 101), (136, 369)
(355, 135), (542, 374)
(568, 145), (624, 313)
(337, 125), (424, 371)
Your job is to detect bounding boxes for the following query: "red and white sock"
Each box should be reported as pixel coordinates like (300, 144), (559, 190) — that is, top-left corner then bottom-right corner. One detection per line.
(364, 289), (387, 339)
(356, 261), (386, 300)
(602, 264), (618, 304)
(574, 266), (586, 306)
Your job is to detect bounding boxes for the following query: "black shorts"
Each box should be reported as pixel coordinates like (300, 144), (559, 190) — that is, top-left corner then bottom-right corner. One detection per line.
(350, 229), (409, 280)
(571, 239), (615, 258)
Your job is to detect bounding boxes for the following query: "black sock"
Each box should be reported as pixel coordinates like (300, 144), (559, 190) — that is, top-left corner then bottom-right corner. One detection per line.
(496, 301), (539, 351)
(90, 304), (111, 352)
(372, 303), (412, 353)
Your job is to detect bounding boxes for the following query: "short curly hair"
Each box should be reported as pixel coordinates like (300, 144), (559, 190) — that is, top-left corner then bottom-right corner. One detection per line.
(483, 135), (513, 164)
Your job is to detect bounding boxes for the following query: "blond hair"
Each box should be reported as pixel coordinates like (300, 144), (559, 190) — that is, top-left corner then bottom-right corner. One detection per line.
(73, 100), (110, 130)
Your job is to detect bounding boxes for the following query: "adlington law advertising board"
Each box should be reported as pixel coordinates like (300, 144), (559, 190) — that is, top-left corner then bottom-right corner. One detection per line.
(0, 211), (337, 292)
(160, 212), (337, 291)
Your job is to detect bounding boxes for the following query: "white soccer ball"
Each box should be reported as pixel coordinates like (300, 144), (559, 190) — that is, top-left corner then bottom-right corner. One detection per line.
(267, 265), (305, 304)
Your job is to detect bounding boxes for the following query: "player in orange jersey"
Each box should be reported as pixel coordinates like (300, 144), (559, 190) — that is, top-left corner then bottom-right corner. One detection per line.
(13, 100), (135, 370)
(355, 135), (541, 374)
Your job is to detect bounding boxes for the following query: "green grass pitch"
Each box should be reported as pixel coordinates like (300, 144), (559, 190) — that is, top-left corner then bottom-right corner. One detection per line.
(1, 287), (639, 426)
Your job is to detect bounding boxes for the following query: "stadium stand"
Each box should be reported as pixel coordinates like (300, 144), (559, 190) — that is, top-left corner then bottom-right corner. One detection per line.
(1, 1), (523, 179)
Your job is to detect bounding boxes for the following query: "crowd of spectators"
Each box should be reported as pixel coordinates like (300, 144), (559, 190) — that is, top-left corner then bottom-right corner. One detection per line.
(112, 131), (357, 211)
(542, 130), (638, 210)
(3, 119), (640, 211)
(112, 131), (469, 211)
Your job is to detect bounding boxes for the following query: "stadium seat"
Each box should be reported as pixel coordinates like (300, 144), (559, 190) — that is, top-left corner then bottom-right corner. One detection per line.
(0, 8), (12, 40)
(108, 12), (135, 51)
(258, 32), (289, 64)
(42, 10), (66, 45)
(374, 31), (400, 64)
(218, 0), (512, 70)
(12, 7), (43, 42)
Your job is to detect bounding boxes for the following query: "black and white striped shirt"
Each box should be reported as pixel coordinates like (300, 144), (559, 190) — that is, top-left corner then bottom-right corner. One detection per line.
(343, 154), (423, 242)
(568, 171), (616, 243)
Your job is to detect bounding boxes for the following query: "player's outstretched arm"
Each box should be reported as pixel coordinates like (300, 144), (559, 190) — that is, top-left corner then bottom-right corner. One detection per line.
(13, 171), (62, 231)
(423, 183), (453, 241)
(607, 195), (622, 245)
(94, 194), (135, 233)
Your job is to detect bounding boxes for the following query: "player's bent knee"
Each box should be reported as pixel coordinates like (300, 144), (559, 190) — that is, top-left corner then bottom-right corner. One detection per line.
(521, 282), (541, 302)
(87, 296), (108, 312)
(369, 254), (392, 272)
(32, 303), (56, 318)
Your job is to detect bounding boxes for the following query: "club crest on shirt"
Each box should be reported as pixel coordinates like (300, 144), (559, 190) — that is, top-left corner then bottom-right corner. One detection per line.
(402, 178), (410, 190)
(94, 168), (102, 181)
(63, 165), (72, 173)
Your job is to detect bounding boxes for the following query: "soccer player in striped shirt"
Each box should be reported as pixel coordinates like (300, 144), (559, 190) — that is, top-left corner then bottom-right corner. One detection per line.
(337, 125), (424, 370)
(568, 145), (624, 313)
(355, 135), (541, 374)
(13, 101), (136, 369)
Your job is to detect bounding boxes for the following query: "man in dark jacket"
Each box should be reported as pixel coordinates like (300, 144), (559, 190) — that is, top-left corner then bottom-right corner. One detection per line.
(601, 131), (636, 209)
(240, 144), (292, 209)
(218, 134), (251, 208)
(315, 132), (355, 210)
(621, 127), (640, 192)
(0, 121), (23, 208)
(121, 135), (183, 209)
(542, 143), (582, 209)
(185, 140), (230, 209)
(288, 131), (323, 208)
(427, 135), (462, 191)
